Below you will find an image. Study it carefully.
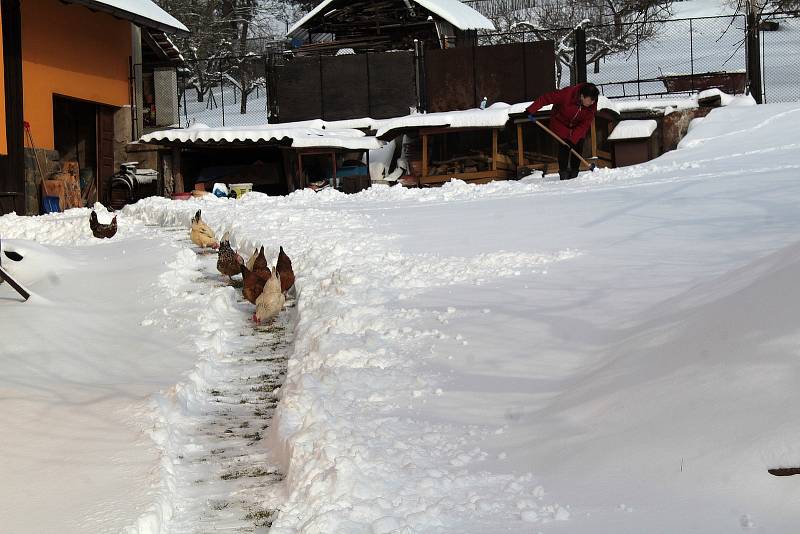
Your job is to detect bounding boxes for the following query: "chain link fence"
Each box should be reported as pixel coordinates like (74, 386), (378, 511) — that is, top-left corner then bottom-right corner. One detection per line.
(587, 15), (747, 99)
(131, 12), (800, 134)
(760, 11), (800, 103)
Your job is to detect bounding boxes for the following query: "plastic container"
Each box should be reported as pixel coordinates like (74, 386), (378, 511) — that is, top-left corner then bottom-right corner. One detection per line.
(43, 196), (61, 213)
(229, 183), (253, 198)
(172, 192), (192, 201)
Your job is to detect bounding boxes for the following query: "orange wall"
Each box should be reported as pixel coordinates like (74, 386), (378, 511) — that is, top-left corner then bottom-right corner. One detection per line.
(0, 6), (7, 156)
(21, 0), (131, 150)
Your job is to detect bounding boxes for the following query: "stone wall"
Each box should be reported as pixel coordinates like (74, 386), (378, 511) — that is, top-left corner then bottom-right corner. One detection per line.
(23, 147), (59, 215)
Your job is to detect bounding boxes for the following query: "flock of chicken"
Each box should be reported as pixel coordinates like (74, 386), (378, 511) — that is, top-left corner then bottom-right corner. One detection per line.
(190, 209), (295, 325)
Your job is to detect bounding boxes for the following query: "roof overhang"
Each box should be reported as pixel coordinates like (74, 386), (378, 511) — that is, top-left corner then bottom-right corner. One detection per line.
(62, 0), (190, 35)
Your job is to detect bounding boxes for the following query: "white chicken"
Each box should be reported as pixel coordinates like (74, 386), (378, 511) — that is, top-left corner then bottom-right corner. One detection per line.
(253, 267), (284, 324)
(190, 209), (218, 249)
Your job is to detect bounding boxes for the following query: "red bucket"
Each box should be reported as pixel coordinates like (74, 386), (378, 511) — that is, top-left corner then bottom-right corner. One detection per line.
(172, 192), (192, 201)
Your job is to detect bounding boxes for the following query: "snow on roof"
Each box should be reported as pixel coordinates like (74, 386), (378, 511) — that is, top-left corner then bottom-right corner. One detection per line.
(288, 0), (495, 36)
(376, 103), (512, 139)
(140, 124), (383, 150)
(64, 0), (189, 34)
(608, 120), (658, 141)
(375, 99), (619, 139)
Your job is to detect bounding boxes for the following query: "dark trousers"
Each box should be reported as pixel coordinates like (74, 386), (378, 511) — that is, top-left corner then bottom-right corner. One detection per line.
(557, 138), (585, 180)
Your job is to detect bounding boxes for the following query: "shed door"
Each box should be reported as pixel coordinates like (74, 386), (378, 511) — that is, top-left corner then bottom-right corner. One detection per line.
(97, 108), (115, 204)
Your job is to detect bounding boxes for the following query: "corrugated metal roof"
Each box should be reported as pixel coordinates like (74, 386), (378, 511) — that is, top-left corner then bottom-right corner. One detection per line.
(140, 124), (383, 150)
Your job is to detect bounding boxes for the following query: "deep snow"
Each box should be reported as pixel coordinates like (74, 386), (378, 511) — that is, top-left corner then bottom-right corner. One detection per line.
(3, 102), (800, 532)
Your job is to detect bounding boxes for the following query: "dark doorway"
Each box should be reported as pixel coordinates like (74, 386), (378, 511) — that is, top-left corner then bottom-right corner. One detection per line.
(52, 96), (116, 206)
(53, 96), (97, 203)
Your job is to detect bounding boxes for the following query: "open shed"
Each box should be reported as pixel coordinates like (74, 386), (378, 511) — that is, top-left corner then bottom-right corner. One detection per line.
(375, 100), (620, 185)
(139, 124), (382, 197)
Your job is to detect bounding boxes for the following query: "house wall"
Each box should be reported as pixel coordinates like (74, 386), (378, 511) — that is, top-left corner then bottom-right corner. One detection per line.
(20, 0), (131, 151)
(0, 6), (7, 156)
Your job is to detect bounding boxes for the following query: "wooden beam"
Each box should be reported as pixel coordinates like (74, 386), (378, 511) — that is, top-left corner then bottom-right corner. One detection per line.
(590, 119), (598, 159)
(517, 124), (524, 168)
(172, 148), (184, 193)
(422, 134), (428, 177)
(492, 129), (498, 171)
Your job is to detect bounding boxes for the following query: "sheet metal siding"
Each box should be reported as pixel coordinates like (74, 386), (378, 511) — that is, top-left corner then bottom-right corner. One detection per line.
(425, 46), (475, 113)
(277, 56), (323, 124)
(321, 54), (370, 122)
(426, 41), (556, 113)
(277, 52), (417, 123)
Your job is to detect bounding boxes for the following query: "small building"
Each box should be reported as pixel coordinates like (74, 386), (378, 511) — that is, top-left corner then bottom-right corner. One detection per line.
(138, 123), (382, 199)
(608, 120), (659, 167)
(287, 0), (495, 55)
(0, 0), (187, 215)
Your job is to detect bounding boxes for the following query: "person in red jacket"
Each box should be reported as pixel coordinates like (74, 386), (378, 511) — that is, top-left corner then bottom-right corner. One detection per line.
(527, 82), (599, 180)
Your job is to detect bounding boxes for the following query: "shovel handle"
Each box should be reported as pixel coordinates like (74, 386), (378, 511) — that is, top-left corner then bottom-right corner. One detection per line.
(534, 119), (596, 171)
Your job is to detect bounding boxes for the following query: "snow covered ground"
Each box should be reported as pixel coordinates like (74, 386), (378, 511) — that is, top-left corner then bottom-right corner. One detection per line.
(4, 101), (800, 532)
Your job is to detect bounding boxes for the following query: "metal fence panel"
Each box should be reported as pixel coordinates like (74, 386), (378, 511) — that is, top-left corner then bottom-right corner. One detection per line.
(367, 51), (417, 119)
(321, 54), (370, 121)
(425, 46), (476, 112)
(276, 56), (323, 124)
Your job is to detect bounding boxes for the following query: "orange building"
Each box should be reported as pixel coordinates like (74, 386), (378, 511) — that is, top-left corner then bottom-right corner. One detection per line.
(0, 0), (186, 215)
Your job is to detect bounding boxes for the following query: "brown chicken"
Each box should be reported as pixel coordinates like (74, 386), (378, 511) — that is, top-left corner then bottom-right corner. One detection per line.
(216, 236), (243, 280)
(276, 246), (295, 294)
(251, 246), (269, 274)
(90, 210), (117, 239)
(240, 262), (271, 304)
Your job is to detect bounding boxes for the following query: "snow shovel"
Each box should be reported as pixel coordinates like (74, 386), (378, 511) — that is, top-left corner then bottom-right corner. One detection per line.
(534, 120), (597, 171)
(0, 237), (30, 301)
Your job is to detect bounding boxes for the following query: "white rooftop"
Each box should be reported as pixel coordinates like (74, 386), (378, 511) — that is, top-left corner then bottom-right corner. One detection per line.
(140, 123), (383, 150)
(64, 0), (189, 34)
(288, 0), (495, 36)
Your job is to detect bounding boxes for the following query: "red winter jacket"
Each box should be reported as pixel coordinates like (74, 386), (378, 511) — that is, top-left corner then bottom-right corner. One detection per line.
(526, 83), (597, 145)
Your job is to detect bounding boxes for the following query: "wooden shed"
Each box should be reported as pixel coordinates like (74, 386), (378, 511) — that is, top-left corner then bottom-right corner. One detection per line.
(138, 124), (381, 197)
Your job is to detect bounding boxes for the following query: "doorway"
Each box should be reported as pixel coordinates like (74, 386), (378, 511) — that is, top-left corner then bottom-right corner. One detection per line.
(53, 96), (116, 205)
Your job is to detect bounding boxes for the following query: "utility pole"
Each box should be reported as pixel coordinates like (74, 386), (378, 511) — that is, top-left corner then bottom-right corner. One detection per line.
(746, 0), (763, 103)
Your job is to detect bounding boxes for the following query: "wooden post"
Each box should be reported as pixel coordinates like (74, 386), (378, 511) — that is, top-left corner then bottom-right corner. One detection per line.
(516, 123), (524, 168)
(298, 152), (305, 188)
(330, 151), (337, 188)
(492, 129), (498, 171)
(171, 148), (184, 193)
(590, 119), (598, 160)
(422, 134), (428, 177)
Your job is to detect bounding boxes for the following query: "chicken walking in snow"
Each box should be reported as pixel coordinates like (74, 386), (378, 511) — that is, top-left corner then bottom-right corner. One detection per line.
(216, 235), (243, 281)
(240, 262), (270, 304)
(190, 209), (218, 250)
(253, 267), (284, 324)
(89, 210), (117, 239)
(251, 246), (269, 274)
(276, 246), (295, 295)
